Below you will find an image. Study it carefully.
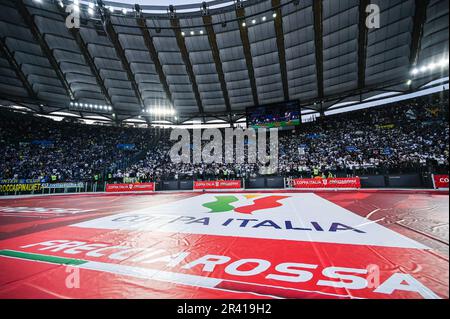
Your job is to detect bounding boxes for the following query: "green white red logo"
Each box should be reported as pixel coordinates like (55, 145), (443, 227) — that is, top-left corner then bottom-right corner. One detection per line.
(202, 195), (290, 214)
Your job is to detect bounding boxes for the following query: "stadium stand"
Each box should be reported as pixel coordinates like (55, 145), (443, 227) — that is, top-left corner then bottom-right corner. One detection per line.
(1, 93), (448, 183)
(0, 110), (158, 182)
(121, 93), (449, 182)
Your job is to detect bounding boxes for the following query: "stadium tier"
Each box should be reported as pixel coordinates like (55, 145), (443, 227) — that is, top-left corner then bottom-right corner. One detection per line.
(1, 93), (448, 184)
(0, 0), (448, 304)
(125, 94), (449, 182)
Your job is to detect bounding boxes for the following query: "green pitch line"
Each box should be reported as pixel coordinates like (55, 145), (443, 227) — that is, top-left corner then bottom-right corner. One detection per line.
(202, 196), (239, 213)
(0, 250), (86, 266)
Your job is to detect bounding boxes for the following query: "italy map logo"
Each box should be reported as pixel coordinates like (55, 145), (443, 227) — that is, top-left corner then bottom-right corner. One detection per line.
(202, 195), (289, 214)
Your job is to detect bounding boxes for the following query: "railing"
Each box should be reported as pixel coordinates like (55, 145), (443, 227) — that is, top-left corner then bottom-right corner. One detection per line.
(1, 172), (448, 197)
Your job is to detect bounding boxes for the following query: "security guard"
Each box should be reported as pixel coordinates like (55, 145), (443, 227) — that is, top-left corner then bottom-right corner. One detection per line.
(313, 167), (320, 178)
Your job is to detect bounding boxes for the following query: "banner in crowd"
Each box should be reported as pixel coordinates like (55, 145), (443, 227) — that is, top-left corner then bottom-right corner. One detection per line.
(41, 183), (84, 189)
(194, 180), (242, 190)
(298, 144), (308, 155)
(292, 177), (361, 189)
(117, 144), (135, 150)
(433, 175), (449, 189)
(306, 133), (321, 139)
(345, 146), (359, 153)
(381, 147), (393, 155)
(31, 140), (54, 148)
(105, 183), (155, 193)
(376, 123), (395, 129)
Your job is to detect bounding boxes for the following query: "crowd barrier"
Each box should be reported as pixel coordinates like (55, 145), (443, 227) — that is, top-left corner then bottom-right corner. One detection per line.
(1, 173), (448, 196)
(159, 180), (179, 191)
(387, 174), (422, 188)
(292, 177), (361, 189)
(266, 177), (285, 188)
(193, 180), (242, 190)
(433, 174), (449, 189)
(246, 177), (285, 189)
(245, 178), (265, 189)
(359, 175), (386, 188)
(179, 180), (194, 190)
(105, 183), (155, 193)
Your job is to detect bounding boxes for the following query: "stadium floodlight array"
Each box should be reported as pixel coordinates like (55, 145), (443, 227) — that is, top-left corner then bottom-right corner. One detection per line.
(69, 102), (113, 114)
(143, 108), (177, 117)
(181, 30), (205, 37)
(181, 13), (277, 37)
(37, 0), (283, 36)
(240, 13), (277, 28)
(46, 0), (156, 18)
(410, 57), (449, 76)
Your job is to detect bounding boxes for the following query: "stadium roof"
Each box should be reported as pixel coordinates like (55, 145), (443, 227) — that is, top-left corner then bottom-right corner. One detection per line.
(0, 0), (448, 124)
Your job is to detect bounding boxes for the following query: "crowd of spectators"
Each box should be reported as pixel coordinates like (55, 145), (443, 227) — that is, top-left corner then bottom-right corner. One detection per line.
(125, 94), (449, 181)
(0, 93), (448, 183)
(277, 94), (449, 178)
(0, 112), (155, 182)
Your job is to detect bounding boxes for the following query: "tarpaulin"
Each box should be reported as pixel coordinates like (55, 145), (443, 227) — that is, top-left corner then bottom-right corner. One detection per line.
(194, 180), (242, 190)
(105, 183), (155, 193)
(292, 178), (361, 189)
(0, 190), (447, 299)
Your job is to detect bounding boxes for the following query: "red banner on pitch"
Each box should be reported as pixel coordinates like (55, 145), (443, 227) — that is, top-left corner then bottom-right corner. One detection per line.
(106, 183), (155, 193)
(194, 180), (242, 190)
(433, 175), (449, 189)
(292, 177), (361, 189)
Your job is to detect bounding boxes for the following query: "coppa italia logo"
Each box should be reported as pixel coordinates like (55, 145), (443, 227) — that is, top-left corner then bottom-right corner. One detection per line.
(202, 195), (289, 214)
(72, 193), (430, 249)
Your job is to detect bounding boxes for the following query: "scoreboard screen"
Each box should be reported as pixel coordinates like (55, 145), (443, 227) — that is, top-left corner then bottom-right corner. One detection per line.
(247, 100), (301, 129)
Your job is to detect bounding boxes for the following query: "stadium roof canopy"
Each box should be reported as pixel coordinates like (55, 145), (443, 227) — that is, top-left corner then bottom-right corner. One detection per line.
(0, 0), (448, 124)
